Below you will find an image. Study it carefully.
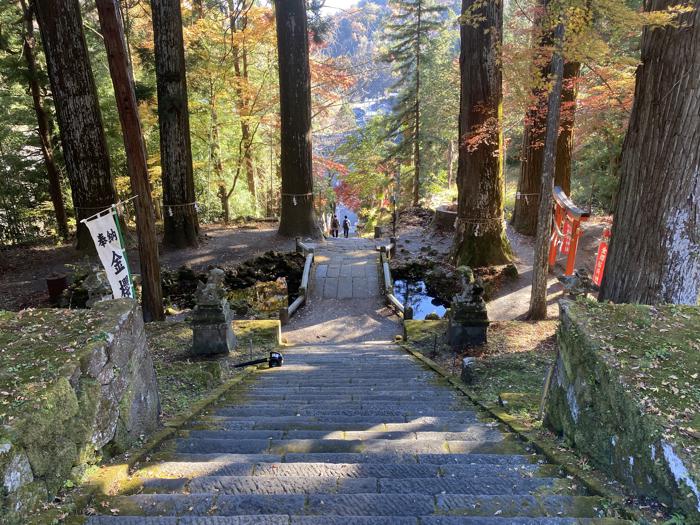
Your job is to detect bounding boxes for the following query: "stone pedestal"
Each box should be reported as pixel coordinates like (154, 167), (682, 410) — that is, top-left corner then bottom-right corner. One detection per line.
(447, 266), (489, 348)
(190, 268), (236, 356)
(448, 317), (489, 347)
(190, 301), (235, 356)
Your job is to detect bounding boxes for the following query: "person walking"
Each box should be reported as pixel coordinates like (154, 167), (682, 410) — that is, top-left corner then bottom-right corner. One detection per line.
(330, 215), (340, 238)
(342, 215), (351, 238)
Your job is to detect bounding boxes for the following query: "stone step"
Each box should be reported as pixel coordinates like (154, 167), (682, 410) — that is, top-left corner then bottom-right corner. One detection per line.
(85, 517), (633, 525)
(223, 399), (462, 407)
(235, 388), (457, 396)
(157, 453), (535, 466)
(180, 429), (504, 442)
(172, 437), (522, 456)
(140, 474), (566, 496)
(103, 493), (609, 518)
(212, 408), (479, 418)
(133, 461), (549, 480)
(196, 414), (483, 427)
(228, 395), (460, 404)
(194, 419), (488, 432)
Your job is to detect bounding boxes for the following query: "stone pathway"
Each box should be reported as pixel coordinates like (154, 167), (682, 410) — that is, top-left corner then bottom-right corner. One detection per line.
(312, 238), (380, 301)
(87, 237), (629, 524)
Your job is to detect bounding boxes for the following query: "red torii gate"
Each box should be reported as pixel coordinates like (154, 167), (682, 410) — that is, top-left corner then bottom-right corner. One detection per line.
(548, 186), (590, 276)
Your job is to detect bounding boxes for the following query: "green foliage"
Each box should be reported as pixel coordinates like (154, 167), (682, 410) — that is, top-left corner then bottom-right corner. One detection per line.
(0, 1), (67, 244)
(381, 0), (450, 166)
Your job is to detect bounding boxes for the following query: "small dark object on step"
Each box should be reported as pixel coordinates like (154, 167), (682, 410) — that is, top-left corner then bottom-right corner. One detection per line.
(234, 351), (284, 369)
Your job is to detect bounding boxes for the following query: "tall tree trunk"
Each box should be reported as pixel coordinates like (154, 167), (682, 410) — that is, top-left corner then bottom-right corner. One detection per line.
(599, 1), (700, 305)
(412, 1), (422, 207)
(34, 0), (118, 251)
(451, 0), (512, 267)
(19, 0), (69, 240)
(447, 138), (455, 190)
(210, 91), (228, 223)
(529, 22), (565, 320)
(274, 0), (319, 238)
(151, 0), (199, 248)
(229, 1), (258, 213)
(96, 0), (164, 322)
(511, 1), (580, 236)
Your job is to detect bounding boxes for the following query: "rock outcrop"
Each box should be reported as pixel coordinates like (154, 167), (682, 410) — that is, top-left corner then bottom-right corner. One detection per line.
(546, 300), (699, 520)
(0, 299), (160, 523)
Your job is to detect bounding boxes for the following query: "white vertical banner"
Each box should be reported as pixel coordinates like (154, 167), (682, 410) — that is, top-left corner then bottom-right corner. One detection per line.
(84, 209), (135, 299)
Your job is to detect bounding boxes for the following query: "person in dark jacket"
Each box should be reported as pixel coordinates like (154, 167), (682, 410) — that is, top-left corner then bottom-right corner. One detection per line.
(342, 216), (351, 238)
(330, 215), (339, 238)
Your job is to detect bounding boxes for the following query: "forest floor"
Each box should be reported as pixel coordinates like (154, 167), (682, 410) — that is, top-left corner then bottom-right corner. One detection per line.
(0, 212), (610, 317)
(0, 221), (295, 311)
(390, 208), (611, 321)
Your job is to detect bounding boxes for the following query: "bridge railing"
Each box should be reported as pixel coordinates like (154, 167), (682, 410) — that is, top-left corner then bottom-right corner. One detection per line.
(279, 238), (315, 325)
(379, 248), (413, 320)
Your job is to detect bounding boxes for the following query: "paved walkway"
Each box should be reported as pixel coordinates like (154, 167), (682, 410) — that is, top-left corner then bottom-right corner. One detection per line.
(312, 238), (380, 300)
(284, 237), (399, 345)
(87, 237), (625, 524)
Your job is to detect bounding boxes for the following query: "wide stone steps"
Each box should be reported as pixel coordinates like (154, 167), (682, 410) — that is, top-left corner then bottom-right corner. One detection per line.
(138, 474), (574, 496)
(179, 429), (505, 441)
(171, 437), (521, 455)
(87, 518), (633, 525)
(88, 343), (629, 523)
(133, 461), (556, 480)
(95, 493), (613, 518)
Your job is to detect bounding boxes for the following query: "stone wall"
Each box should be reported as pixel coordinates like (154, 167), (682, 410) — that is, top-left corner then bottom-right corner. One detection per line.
(0, 299), (160, 523)
(433, 205), (457, 231)
(545, 300), (699, 520)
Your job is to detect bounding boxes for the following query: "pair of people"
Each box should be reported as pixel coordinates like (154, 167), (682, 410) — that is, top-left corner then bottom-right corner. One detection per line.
(330, 215), (351, 238)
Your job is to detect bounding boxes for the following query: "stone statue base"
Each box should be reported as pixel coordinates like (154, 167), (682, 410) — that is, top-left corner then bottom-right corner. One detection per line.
(190, 301), (236, 356)
(448, 316), (489, 347)
(447, 266), (489, 348)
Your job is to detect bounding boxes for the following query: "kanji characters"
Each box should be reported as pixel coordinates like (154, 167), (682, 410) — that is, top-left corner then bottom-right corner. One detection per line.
(118, 275), (132, 298)
(106, 229), (118, 243)
(111, 251), (125, 274)
(97, 233), (108, 247)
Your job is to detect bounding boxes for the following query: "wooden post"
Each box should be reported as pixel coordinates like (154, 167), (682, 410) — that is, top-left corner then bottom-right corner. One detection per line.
(95, 0), (164, 322)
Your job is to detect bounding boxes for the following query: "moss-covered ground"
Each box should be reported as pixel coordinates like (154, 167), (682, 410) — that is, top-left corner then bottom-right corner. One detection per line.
(0, 308), (110, 426)
(145, 319), (280, 421)
(403, 319), (557, 429)
(566, 300), (700, 487)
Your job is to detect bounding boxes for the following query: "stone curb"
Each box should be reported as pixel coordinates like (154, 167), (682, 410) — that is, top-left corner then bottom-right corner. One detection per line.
(397, 343), (642, 523)
(41, 364), (263, 525)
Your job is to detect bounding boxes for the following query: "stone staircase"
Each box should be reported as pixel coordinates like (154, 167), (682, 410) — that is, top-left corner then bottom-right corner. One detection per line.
(87, 343), (631, 524)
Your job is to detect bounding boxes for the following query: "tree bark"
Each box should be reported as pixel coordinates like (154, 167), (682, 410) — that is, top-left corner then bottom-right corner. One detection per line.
(451, 0), (512, 267)
(19, 0), (69, 240)
(209, 90), (228, 223)
(34, 0), (118, 251)
(529, 22), (565, 320)
(274, 0), (319, 238)
(511, 0), (580, 236)
(412, 0), (422, 207)
(446, 138), (455, 190)
(96, 0), (164, 322)
(599, 0), (700, 305)
(228, 0), (258, 213)
(151, 0), (199, 248)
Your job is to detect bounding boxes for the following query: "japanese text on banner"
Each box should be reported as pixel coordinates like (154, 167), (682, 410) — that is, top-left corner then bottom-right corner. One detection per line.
(84, 210), (134, 299)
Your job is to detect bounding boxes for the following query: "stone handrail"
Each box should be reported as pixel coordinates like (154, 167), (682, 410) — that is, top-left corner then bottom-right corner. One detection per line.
(280, 246), (314, 325)
(379, 250), (413, 320)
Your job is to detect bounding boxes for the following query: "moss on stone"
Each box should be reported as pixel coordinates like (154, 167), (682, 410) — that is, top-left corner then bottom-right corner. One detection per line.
(546, 299), (700, 519)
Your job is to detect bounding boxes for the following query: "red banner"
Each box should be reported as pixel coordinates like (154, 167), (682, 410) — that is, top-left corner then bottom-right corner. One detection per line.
(593, 229), (611, 286)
